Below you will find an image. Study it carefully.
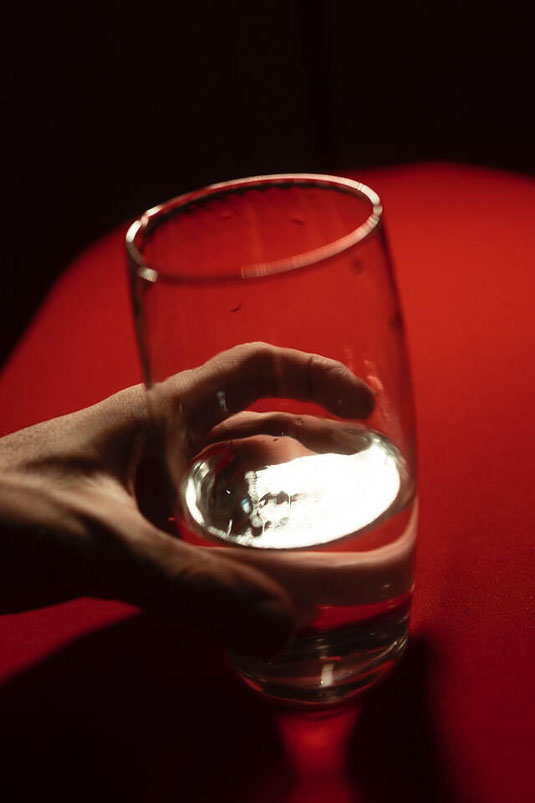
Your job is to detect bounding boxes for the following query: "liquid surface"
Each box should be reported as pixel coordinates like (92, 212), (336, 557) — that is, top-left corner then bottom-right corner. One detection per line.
(182, 429), (411, 550)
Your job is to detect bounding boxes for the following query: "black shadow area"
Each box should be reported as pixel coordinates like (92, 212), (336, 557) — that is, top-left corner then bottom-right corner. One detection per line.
(346, 637), (455, 803)
(0, 614), (292, 803)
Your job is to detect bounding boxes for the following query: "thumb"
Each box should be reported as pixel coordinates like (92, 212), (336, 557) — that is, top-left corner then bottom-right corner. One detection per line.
(109, 521), (297, 658)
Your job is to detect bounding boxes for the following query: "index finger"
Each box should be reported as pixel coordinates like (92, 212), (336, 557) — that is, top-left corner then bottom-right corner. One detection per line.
(167, 342), (375, 436)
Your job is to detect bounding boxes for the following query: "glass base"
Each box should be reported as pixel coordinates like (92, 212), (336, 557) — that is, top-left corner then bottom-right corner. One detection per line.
(230, 617), (409, 708)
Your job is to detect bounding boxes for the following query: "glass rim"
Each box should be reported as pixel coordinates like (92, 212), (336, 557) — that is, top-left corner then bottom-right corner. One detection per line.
(125, 173), (383, 283)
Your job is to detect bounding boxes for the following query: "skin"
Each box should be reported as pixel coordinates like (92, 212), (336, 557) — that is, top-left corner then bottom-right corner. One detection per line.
(0, 343), (374, 658)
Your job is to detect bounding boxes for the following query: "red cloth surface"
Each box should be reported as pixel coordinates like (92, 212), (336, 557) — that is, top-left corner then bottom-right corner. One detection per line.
(0, 164), (534, 802)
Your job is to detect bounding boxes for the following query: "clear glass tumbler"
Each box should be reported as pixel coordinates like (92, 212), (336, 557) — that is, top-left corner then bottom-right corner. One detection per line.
(126, 174), (418, 706)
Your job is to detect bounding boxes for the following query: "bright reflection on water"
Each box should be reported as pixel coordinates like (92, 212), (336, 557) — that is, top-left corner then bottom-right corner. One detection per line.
(183, 430), (406, 549)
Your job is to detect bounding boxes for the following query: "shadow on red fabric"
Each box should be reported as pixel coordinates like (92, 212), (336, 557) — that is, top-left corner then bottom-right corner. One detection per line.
(0, 614), (452, 803)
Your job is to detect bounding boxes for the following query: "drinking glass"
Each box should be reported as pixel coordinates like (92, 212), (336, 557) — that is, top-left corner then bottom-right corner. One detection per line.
(126, 174), (418, 706)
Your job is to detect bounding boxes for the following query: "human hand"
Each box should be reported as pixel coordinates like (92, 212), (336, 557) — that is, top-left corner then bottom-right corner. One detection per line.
(0, 343), (374, 656)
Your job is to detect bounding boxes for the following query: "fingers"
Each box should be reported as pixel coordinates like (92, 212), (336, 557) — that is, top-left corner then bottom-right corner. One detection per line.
(206, 411), (371, 455)
(102, 510), (298, 658)
(167, 343), (374, 438)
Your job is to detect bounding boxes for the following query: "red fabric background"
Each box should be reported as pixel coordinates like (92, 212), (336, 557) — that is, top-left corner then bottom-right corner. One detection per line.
(1, 164), (534, 802)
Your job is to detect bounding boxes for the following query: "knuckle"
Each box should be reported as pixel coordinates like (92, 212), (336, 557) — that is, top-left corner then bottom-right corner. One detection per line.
(240, 341), (273, 368)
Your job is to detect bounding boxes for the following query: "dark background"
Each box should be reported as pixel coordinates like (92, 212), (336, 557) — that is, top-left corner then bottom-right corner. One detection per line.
(2, 0), (533, 366)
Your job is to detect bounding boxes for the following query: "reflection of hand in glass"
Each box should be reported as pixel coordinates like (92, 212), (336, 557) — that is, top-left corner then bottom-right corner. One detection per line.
(0, 343), (374, 658)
